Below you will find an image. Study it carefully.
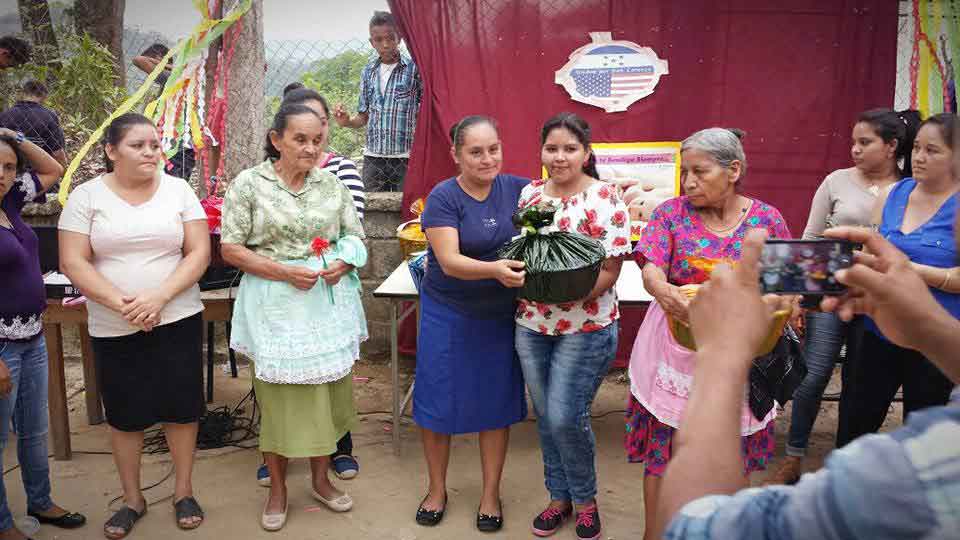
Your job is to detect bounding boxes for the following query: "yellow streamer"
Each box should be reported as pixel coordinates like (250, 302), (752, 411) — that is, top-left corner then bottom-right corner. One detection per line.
(57, 43), (182, 205)
(56, 0), (251, 205)
(918, 0), (930, 118)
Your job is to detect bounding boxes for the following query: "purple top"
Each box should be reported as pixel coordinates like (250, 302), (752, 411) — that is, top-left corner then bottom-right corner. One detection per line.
(1, 172), (47, 343)
(634, 196), (792, 285)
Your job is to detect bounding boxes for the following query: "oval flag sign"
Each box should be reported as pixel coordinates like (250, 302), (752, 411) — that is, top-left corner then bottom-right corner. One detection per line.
(556, 32), (669, 113)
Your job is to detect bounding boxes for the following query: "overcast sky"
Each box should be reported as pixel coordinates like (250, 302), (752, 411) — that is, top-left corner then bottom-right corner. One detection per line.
(2, 0), (390, 42)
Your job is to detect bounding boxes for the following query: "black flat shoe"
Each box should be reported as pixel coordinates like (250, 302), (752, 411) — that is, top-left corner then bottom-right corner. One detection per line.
(28, 509), (87, 529)
(415, 491), (447, 527)
(477, 499), (503, 532)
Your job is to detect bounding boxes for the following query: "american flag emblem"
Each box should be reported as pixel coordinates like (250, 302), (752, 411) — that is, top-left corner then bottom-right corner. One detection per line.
(571, 45), (656, 98)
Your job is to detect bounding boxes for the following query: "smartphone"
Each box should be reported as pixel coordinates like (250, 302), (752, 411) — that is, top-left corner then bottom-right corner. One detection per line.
(759, 240), (855, 295)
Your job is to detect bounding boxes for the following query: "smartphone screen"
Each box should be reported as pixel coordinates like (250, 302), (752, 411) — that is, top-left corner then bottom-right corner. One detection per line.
(759, 240), (855, 295)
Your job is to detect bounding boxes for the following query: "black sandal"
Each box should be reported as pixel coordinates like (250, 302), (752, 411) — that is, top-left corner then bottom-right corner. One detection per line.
(173, 496), (204, 530)
(415, 491), (447, 526)
(103, 505), (147, 540)
(28, 509), (87, 529)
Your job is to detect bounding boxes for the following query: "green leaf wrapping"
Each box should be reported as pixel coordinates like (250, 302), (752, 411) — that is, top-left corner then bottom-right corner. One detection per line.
(498, 231), (606, 304)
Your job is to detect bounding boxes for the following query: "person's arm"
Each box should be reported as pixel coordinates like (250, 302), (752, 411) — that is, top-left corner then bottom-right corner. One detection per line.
(909, 263), (960, 293)
(823, 226), (960, 382)
(51, 148), (67, 168)
(336, 157), (365, 220)
(0, 127), (62, 190)
(120, 219), (211, 327)
(655, 229), (790, 538)
(318, 182), (366, 286)
(333, 70), (371, 128)
(132, 55), (171, 75)
(332, 105), (369, 129)
(582, 257), (623, 301)
(425, 226), (525, 287)
(801, 177), (832, 239)
(58, 230), (127, 313)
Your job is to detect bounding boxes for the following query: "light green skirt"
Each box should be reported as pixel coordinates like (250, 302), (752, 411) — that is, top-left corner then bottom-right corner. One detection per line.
(254, 372), (356, 458)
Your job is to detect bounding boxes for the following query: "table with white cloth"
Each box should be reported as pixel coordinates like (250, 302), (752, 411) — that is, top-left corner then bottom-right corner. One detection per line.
(372, 261), (652, 455)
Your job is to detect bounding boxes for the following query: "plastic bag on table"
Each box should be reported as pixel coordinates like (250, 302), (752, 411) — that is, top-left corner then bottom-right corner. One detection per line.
(408, 250), (427, 293)
(498, 202), (606, 304)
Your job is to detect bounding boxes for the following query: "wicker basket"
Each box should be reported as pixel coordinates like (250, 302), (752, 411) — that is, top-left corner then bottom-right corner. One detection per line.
(400, 237), (428, 259)
(398, 198), (428, 259)
(668, 309), (791, 355)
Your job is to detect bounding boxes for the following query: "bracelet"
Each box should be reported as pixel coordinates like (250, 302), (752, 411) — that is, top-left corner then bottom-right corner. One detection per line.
(941, 271), (952, 290)
(13, 131), (24, 144)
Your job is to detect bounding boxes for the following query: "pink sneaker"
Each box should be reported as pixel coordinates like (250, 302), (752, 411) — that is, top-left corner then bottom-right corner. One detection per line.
(532, 504), (572, 537)
(575, 503), (601, 540)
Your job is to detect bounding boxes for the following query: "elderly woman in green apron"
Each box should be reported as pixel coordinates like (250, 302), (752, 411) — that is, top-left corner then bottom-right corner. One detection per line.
(220, 103), (367, 532)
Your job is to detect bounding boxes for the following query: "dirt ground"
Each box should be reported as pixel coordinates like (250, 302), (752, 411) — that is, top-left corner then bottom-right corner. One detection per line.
(3, 354), (904, 540)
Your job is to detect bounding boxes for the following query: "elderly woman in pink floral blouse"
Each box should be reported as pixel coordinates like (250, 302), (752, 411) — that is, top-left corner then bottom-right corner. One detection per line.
(624, 128), (791, 540)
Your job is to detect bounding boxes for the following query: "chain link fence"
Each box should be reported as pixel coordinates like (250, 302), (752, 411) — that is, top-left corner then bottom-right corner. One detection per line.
(2, 9), (406, 191)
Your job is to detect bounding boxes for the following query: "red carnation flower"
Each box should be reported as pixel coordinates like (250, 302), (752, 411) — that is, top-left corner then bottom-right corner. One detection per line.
(557, 217), (571, 231)
(555, 319), (572, 333)
(598, 185), (611, 199)
(584, 209), (598, 223)
(583, 299), (599, 315)
(538, 324), (548, 334)
(311, 237), (331, 258)
(613, 236), (628, 247)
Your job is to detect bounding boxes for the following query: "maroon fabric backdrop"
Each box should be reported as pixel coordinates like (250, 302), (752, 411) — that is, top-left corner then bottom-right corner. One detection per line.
(388, 0), (899, 360)
(390, 0), (897, 227)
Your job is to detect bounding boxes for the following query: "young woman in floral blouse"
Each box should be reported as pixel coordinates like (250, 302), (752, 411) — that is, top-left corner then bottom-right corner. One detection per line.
(514, 113), (631, 540)
(625, 128), (791, 540)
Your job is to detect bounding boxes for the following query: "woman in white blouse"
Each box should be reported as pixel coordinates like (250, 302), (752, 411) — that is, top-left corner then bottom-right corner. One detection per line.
(59, 113), (210, 539)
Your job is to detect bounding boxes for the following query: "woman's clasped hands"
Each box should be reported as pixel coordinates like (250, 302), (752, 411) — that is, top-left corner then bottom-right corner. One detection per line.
(120, 289), (171, 332)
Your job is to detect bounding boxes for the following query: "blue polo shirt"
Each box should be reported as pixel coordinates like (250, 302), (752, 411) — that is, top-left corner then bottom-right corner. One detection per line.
(421, 174), (529, 318)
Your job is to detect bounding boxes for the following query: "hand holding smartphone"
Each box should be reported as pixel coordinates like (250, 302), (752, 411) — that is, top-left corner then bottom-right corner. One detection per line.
(759, 239), (855, 296)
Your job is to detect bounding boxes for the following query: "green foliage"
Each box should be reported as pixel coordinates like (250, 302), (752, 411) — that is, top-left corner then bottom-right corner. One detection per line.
(2, 30), (126, 139)
(47, 32), (127, 134)
(300, 49), (371, 160)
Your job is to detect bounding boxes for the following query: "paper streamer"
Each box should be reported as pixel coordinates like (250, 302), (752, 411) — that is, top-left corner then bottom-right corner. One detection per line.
(57, 0), (251, 205)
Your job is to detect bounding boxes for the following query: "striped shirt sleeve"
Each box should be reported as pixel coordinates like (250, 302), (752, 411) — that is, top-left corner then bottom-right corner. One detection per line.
(323, 156), (365, 221)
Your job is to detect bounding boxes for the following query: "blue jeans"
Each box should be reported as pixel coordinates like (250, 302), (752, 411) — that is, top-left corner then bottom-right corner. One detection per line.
(515, 322), (618, 504)
(786, 311), (847, 457)
(0, 336), (54, 531)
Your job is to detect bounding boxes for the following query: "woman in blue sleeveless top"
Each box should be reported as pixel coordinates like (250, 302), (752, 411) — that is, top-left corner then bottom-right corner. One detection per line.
(837, 113), (960, 446)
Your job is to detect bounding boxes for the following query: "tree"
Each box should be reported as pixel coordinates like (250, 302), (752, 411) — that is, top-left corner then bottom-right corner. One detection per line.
(223, 0), (264, 185)
(17, 0), (59, 68)
(72, 0), (125, 86)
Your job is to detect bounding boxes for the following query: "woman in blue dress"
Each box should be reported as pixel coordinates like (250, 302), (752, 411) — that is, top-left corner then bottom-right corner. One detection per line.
(413, 115), (528, 532)
(837, 112), (959, 446)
